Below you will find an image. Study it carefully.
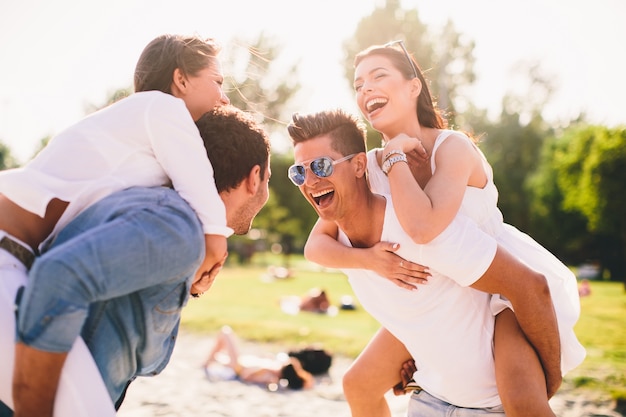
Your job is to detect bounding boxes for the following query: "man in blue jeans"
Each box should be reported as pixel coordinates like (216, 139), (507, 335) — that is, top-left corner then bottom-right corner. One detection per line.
(11, 106), (271, 416)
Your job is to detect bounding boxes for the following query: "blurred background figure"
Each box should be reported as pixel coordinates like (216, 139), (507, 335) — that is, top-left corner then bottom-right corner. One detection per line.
(203, 326), (316, 391)
(578, 279), (592, 297)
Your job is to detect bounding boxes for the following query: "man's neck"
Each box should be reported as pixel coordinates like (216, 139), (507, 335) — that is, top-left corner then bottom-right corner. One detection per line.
(336, 192), (386, 249)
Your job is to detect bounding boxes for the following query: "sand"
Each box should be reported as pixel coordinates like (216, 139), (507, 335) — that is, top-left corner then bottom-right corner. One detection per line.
(116, 331), (623, 417)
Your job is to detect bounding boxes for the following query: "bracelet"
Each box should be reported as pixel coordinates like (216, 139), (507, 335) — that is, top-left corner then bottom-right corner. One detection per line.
(383, 149), (405, 163)
(382, 153), (408, 175)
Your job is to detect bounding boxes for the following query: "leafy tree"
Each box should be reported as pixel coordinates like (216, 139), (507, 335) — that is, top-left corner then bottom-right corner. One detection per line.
(527, 137), (595, 265)
(529, 125), (626, 281)
(552, 125), (626, 280)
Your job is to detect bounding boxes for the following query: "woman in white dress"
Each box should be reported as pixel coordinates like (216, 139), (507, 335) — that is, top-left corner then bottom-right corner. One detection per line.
(304, 41), (585, 416)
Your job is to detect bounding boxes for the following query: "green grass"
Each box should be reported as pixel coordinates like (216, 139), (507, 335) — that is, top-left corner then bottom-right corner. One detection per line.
(181, 253), (626, 399)
(564, 280), (626, 400)
(181, 254), (380, 358)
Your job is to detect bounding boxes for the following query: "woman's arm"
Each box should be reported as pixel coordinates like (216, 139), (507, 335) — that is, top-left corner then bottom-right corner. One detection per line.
(150, 95), (232, 238)
(384, 133), (482, 243)
(305, 218), (429, 290)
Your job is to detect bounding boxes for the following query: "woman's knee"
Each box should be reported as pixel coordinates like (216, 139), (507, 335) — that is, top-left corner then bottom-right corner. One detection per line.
(342, 360), (392, 401)
(342, 364), (364, 393)
(342, 362), (374, 398)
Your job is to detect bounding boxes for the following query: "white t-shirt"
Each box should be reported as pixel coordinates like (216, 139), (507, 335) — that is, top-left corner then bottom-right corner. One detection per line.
(338, 197), (501, 407)
(0, 91), (232, 241)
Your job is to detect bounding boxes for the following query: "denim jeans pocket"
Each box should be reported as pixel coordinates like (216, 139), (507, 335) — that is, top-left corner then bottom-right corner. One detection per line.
(152, 283), (187, 333)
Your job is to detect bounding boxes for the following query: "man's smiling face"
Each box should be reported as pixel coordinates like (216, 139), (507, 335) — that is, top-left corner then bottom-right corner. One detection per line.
(292, 135), (357, 222)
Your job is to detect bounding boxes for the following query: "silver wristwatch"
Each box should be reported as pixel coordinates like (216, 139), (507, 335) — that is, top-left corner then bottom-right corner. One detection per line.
(382, 153), (408, 175)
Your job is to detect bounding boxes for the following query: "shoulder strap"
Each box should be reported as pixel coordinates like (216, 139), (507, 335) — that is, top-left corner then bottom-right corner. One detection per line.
(430, 130), (456, 174)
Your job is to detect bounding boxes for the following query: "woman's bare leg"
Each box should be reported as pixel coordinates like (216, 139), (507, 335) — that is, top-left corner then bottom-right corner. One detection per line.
(204, 326), (240, 369)
(494, 309), (556, 416)
(343, 328), (412, 417)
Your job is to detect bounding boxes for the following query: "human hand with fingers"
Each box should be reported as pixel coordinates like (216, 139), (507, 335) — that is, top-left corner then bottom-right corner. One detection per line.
(384, 133), (429, 162)
(368, 241), (430, 290)
(190, 250), (227, 297)
(392, 358), (419, 395)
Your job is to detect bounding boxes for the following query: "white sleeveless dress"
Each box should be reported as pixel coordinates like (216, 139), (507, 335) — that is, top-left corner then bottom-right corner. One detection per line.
(366, 130), (586, 374)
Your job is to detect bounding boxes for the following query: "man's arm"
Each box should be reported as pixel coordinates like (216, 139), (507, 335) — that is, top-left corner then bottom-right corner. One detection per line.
(470, 246), (562, 397)
(305, 218), (429, 290)
(13, 343), (67, 417)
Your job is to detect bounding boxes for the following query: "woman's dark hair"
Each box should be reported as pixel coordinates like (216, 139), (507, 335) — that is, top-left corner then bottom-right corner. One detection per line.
(280, 363), (305, 390)
(134, 34), (221, 94)
(288, 348), (332, 375)
(354, 44), (447, 130)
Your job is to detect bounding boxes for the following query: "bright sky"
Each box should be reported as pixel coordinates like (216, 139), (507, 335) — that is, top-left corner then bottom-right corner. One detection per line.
(1, 0), (625, 163)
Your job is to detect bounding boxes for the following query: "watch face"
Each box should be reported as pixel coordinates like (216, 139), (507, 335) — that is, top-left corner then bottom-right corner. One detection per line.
(383, 154), (407, 175)
(382, 159), (392, 174)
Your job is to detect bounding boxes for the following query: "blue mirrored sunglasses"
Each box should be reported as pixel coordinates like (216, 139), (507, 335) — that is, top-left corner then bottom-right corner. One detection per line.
(288, 154), (357, 186)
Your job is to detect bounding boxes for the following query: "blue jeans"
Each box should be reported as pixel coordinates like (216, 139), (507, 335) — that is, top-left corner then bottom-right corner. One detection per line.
(408, 390), (505, 416)
(16, 186), (205, 405)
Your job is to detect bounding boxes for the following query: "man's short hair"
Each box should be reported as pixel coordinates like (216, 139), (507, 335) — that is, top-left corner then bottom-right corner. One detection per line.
(287, 109), (367, 157)
(195, 106), (270, 192)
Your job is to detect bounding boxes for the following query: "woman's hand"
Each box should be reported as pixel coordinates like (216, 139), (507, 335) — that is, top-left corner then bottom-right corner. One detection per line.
(190, 251), (227, 297)
(392, 358), (418, 395)
(367, 242), (430, 290)
(384, 133), (429, 161)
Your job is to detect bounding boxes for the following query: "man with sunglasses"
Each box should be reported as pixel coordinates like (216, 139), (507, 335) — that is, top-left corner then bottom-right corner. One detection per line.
(286, 109), (567, 416)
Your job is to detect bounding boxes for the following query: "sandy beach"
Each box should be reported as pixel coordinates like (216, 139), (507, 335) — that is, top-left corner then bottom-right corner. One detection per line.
(116, 331), (623, 417)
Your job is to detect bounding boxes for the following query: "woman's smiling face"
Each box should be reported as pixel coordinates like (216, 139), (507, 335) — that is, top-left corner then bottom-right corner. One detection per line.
(353, 54), (418, 135)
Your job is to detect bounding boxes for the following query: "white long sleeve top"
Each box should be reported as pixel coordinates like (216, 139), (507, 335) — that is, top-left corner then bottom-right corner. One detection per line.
(0, 91), (232, 242)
